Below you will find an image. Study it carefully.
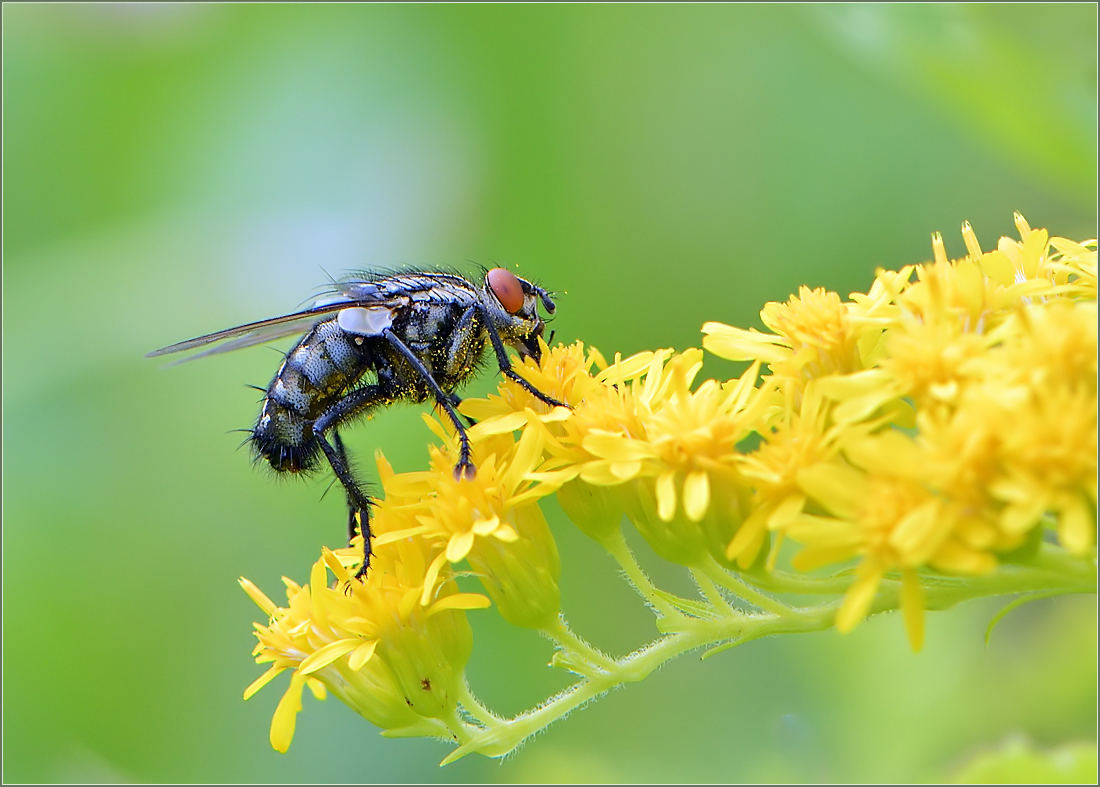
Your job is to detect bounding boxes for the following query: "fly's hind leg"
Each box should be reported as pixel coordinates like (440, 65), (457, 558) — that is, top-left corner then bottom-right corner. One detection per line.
(312, 385), (389, 578)
(332, 431), (365, 545)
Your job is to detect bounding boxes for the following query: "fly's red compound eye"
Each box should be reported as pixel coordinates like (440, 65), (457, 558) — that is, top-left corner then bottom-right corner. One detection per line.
(487, 267), (525, 314)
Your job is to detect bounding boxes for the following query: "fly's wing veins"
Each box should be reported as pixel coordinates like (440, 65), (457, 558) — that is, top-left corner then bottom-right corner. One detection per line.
(148, 288), (399, 362)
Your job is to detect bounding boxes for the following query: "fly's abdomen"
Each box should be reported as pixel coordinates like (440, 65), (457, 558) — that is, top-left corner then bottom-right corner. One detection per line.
(251, 319), (368, 473)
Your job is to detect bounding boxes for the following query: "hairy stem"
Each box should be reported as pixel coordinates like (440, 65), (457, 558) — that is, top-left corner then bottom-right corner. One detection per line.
(443, 545), (1095, 765)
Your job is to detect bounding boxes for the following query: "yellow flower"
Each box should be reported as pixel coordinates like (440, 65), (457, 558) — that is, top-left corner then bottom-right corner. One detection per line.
(407, 416), (565, 629)
(791, 457), (989, 651)
(732, 384), (842, 568)
(964, 213), (1095, 299)
(703, 286), (864, 391)
(459, 339), (604, 424)
(242, 214), (1097, 753)
(241, 451), (494, 751)
(576, 354), (773, 566)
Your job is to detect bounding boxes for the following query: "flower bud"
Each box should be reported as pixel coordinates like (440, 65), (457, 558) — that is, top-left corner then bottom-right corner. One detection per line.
(467, 503), (562, 630)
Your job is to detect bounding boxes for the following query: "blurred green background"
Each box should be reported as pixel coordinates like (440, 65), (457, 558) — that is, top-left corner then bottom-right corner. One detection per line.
(4, 4), (1096, 783)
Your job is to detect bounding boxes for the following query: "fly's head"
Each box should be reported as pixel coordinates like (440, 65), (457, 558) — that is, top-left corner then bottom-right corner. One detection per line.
(483, 267), (556, 363)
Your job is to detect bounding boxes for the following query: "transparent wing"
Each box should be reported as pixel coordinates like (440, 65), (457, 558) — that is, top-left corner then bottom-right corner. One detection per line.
(147, 281), (390, 363)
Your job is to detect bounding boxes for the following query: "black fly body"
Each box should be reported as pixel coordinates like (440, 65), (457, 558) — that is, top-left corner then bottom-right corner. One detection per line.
(148, 267), (566, 576)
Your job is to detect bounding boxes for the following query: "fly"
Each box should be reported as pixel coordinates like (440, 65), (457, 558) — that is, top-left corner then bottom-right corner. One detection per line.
(148, 267), (565, 576)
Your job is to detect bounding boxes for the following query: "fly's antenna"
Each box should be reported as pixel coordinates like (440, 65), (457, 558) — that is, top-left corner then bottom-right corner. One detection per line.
(534, 285), (557, 315)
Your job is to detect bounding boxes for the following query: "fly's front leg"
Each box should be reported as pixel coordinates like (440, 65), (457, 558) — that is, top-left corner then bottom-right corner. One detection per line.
(476, 304), (569, 409)
(382, 329), (476, 481)
(313, 385), (388, 578)
(447, 305), (481, 428)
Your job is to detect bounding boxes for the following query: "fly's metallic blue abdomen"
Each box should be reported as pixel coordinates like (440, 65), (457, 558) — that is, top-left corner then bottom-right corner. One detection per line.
(252, 318), (371, 473)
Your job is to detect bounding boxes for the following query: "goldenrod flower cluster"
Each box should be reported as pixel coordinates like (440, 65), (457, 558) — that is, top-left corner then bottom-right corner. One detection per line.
(242, 215), (1096, 758)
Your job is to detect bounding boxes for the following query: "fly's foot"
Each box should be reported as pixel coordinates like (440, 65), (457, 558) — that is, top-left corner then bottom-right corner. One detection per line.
(348, 507), (374, 580)
(453, 457), (477, 482)
(505, 370), (571, 411)
(531, 388), (570, 410)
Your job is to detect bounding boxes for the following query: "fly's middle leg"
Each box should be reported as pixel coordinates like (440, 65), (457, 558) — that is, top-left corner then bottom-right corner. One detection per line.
(383, 329), (476, 481)
(312, 384), (388, 578)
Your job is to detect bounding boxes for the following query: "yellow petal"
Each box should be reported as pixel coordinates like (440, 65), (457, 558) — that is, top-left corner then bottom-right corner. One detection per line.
(582, 432), (657, 462)
(421, 412), (451, 442)
(308, 560), (330, 628)
(843, 430), (922, 477)
(815, 369), (893, 400)
(298, 639), (361, 676)
(979, 250), (1015, 287)
(240, 578), (277, 616)
(579, 460), (630, 486)
(540, 406), (572, 423)
(383, 471), (435, 497)
(726, 516), (763, 561)
(446, 531), (476, 563)
(835, 565), (882, 633)
(796, 464), (868, 518)
(420, 551), (450, 606)
(1019, 228), (1048, 278)
(767, 494), (806, 528)
(468, 411), (528, 439)
(427, 593), (492, 616)
(321, 547), (351, 584)
(270, 672), (307, 753)
(930, 539), (996, 575)
(961, 220), (983, 260)
(458, 398), (506, 421)
(1000, 498), (1047, 534)
(901, 568), (925, 652)
(931, 231), (947, 265)
(473, 516), (500, 536)
(595, 350), (659, 385)
(348, 640), (379, 671)
(492, 524), (519, 542)
(1059, 496), (1095, 554)
(244, 665), (286, 700)
(305, 678), (327, 700)
(682, 471), (710, 522)
(784, 514), (862, 548)
(701, 322), (791, 363)
(888, 500), (944, 563)
(525, 468), (581, 486)
(373, 525), (431, 547)
(656, 471), (677, 522)
(610, 461), (643, 480)
(502, 423), (546, 492)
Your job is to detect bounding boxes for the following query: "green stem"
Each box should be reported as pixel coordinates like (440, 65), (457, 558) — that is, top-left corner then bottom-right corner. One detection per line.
(455, 680), (503, 730)
(690, 567), (736, 613)
(544, 616), (620, 675)
(599, 527), (689, 620)
(441, 552), (1095, 765)
(696, 557), (794, 616)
